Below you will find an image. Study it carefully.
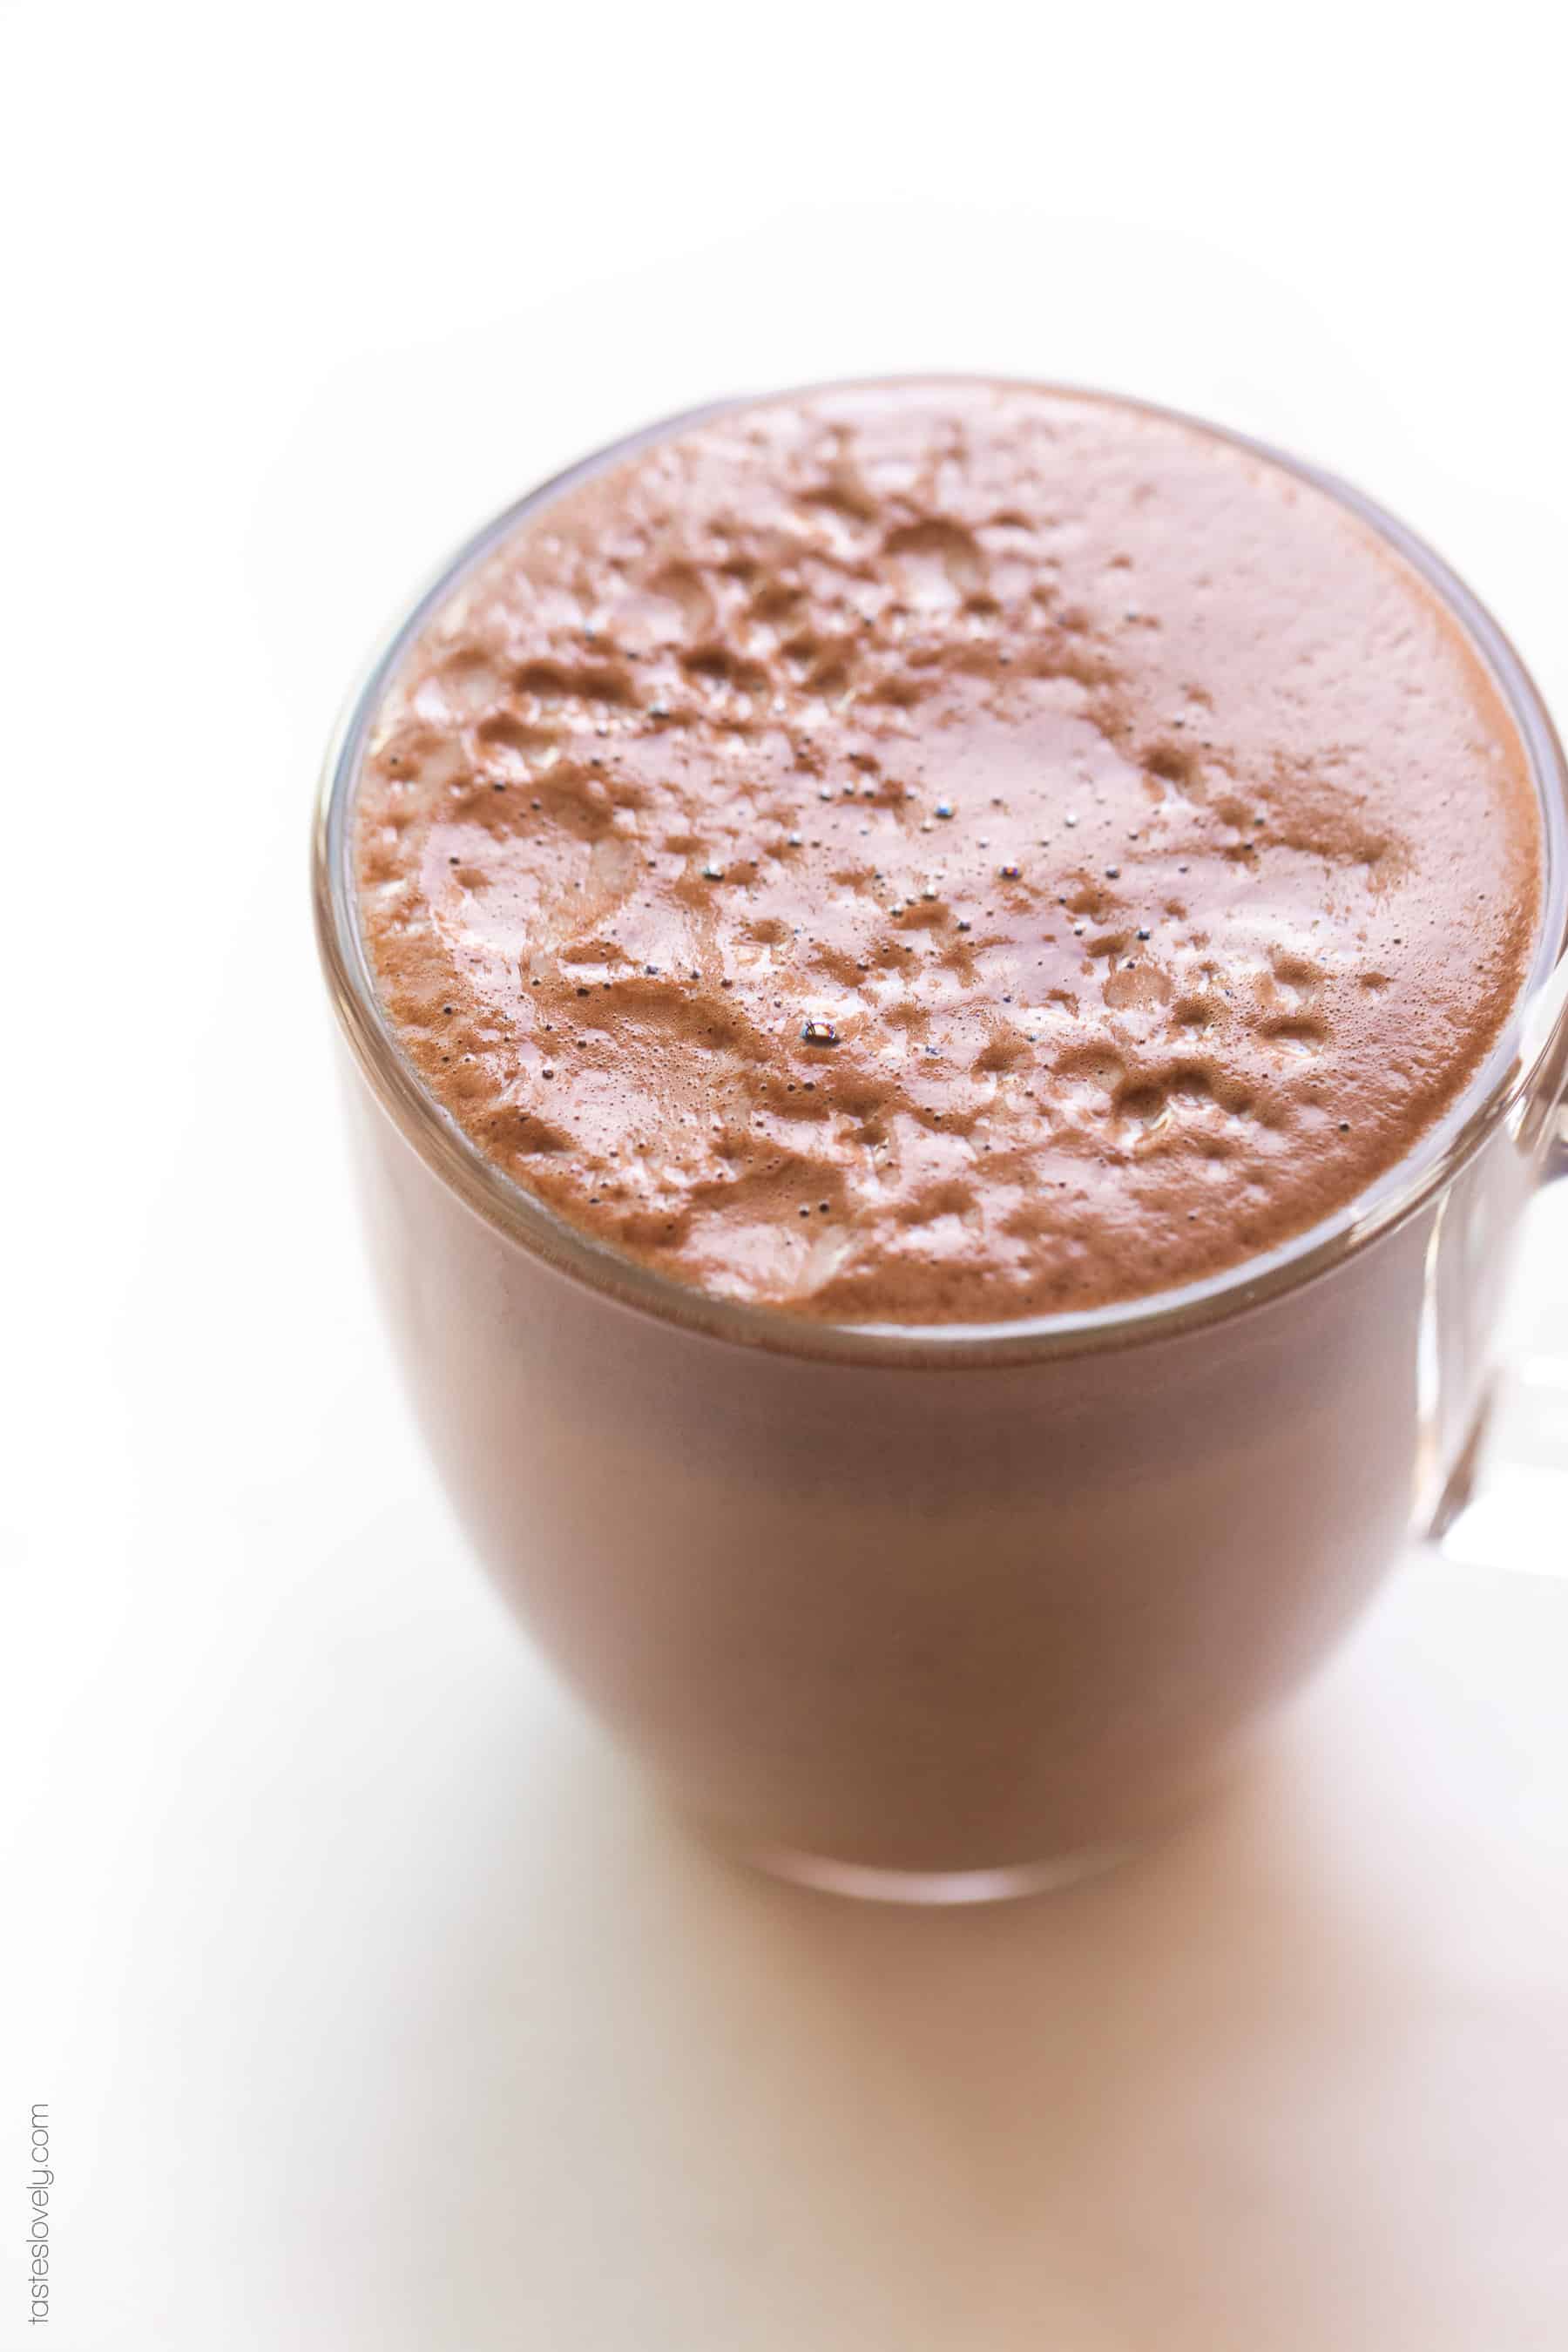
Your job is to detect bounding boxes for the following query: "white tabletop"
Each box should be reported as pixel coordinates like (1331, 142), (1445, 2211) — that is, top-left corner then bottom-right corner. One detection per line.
(4, 6), (1567, 2343)
(16, 1477), (1568, 2351)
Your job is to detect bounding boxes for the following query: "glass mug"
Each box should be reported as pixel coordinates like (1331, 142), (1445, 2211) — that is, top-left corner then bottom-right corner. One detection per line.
(314, 385), (1568, 1903)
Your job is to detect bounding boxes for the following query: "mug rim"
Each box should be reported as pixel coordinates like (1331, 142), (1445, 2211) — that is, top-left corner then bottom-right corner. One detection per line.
(314, 375), (1568, 1368)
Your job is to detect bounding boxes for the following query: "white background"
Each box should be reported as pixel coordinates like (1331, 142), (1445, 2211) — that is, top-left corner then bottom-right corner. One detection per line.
(3, 4), (1567, 2346)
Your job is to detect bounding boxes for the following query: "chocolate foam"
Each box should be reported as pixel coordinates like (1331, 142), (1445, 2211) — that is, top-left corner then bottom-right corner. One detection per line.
(355, 382), (1541, 1321)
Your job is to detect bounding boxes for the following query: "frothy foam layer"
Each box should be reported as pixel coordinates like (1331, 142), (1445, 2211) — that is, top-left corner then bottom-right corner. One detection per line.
(355, 382), (1542, 1321)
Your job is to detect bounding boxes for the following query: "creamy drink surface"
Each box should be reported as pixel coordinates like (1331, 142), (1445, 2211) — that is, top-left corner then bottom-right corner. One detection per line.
(355, 382), (1541, 1323)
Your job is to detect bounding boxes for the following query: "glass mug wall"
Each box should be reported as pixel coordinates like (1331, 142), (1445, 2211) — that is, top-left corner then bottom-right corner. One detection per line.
(315, 389), (1568, 1902)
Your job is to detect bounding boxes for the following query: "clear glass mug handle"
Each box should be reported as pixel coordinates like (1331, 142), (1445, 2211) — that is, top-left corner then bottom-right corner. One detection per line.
(1432, 986), (1568, 1562)
(1550, 1102), (1568, 1182)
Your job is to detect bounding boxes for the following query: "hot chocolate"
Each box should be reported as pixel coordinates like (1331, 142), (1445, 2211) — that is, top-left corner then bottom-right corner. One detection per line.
(325, 383), (1563, 1889)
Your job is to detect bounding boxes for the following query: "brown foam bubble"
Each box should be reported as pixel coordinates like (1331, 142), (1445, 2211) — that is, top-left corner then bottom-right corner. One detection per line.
(355, 382), (1543, 1322)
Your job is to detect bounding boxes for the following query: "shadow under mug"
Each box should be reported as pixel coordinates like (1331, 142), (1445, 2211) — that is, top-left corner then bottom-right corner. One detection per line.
(315, 383), (1568, 1903)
